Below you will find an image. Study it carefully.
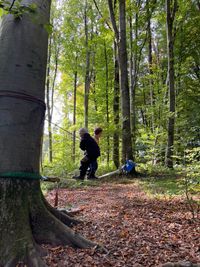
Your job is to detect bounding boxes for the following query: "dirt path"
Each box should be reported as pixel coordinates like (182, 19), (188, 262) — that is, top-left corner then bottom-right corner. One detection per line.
(45, 182), (200, 266)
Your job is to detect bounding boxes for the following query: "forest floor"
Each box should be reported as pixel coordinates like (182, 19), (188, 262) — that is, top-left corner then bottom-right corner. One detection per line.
(44, 178), (200, 267)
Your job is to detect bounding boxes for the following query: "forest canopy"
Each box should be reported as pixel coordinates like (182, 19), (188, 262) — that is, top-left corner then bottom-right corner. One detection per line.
(42, 0), (200, 175)
(0, 1), (199, 266)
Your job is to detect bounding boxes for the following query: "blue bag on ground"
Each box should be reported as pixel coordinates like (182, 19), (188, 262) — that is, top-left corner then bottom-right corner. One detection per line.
(122, 160), (136, 173)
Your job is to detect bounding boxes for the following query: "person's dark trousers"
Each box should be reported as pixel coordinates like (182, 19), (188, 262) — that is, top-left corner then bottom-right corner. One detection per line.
(79, 160), (90, 179)
(88, 160), (98, 178)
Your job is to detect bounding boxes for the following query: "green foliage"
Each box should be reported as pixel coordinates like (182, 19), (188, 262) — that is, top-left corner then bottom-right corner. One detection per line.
(43, 0), (200, 177)
(0, 0), (37, 19)
(42, 132), (79, 177)
(0, 7), (5, 17)
(138, 149), (200, 220)
(182, 149), (200, 220)
(44, 23), (53, 35)
(140, 177), (184, 196)
(138, 163), (199, 198)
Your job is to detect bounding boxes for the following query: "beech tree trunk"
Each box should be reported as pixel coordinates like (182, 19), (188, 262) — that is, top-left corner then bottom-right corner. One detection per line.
(46, 35), (52, 162)
(118, 0), (133, 162)
(104, 41), (110, 165)
(165, 0), (177, 168)
(129, 12), (137, 160)
(46, 33), (59, 163)
(84, 0), (91, 129)
(0, 1), (96, 266)
(147, 0), (155, 132)
(113, 41), (120, 169)
(72, 68), (77, 162)
(108, 0), (133, 163)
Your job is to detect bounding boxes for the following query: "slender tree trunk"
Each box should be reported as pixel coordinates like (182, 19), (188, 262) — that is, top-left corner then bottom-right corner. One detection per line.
(146, 0), (158, 164)
(113, 41), (120, 169)
(90, 48), (98, 111)
(165, 0), (177, 168)
(107, 0), (120, 168)
(129, 0), (146, 161)
(46, 34), (59, 163)
(0, 1), (96, 266)
(46, 34), (53, 162)
(196, 0), (200, 11)
(92, 71), (98, 111)
(129, 13), (136, 160)
(84, 0), (91, 129)
(72, 62), (77, 162)
(104, 41), (110, 165)
(147, 0), (155, 132)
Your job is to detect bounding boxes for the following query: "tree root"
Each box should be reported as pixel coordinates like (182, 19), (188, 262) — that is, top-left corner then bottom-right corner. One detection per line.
(5, 243), (47, 267)
(42, 195), (82, 226)
(31, 197), (97, 248)
(0, 179), (98, 267)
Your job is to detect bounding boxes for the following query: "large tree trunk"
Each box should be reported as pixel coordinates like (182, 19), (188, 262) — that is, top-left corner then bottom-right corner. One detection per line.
(165, 0), (177, 168)
(0, 179), (95, 266)
(108, 0), (133, 163)
(0, 1), (96, 266)
(118, 0), (133, 162)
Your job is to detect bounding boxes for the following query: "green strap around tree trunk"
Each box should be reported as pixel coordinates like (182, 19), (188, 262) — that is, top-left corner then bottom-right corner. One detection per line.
(0, 172), (42, 180)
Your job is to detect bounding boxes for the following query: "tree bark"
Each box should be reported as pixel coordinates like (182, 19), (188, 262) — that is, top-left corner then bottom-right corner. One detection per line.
(72, 67), (77, 162)
(46, 33), (58, 163)
(113, 41), (120, 169)
(147, 0), (155, 132)
(104, 41), (110, 165)
(165, 0), (177, 168)
(129, 12), (137, 160)
(108, 0), (133, 163)
(0, 1), (97, 265)
(84, 0), (91, 129)
(118, 0), (133, 162)
(0, 179), (95, 266)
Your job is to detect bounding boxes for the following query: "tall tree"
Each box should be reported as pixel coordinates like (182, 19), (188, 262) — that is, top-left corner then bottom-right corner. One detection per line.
(165, 0), (177, 168)
(104, 41), (110, 164)
(108, 0), (133, 162)
(0, 0), (95, 266)
(46, 34), (53, 162)
(128, 0), (142, 158)
(72, 55), (78, 162)
(113, 41), (120, 168)
(46, 32), (60, 162)
(147, 0), (155, 132)
(84, 0), (91, 129)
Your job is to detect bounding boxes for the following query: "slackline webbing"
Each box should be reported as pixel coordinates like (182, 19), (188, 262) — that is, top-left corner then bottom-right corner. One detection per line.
(0, 172), (42, 180)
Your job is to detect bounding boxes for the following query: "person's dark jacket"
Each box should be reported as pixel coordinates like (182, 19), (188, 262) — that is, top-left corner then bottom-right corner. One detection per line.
(80, 133), (100, 160)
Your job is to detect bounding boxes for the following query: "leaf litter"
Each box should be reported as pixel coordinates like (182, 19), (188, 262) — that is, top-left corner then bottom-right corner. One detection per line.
(44, 182), (200, 266)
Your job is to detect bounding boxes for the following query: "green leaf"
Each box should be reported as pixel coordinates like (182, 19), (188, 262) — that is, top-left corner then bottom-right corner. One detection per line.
(0, 8), (4, 17)
(28, 3), (37, 12)
(44, 23), (53, 35)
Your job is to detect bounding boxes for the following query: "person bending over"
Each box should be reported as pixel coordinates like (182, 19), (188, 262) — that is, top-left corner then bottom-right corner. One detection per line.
(87, 127), (103, 178)
(73, 128), (100, 180)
